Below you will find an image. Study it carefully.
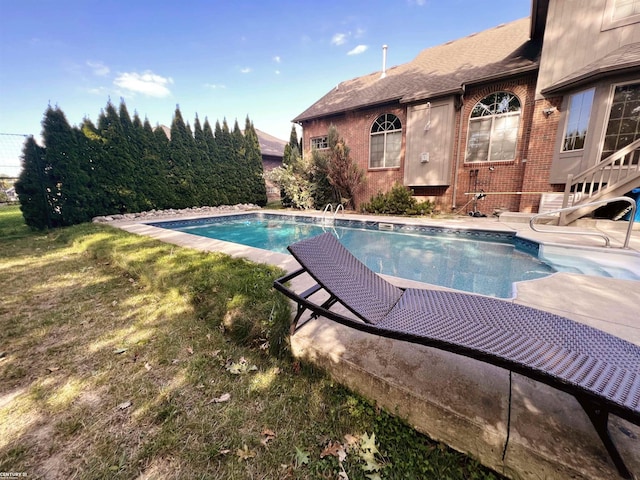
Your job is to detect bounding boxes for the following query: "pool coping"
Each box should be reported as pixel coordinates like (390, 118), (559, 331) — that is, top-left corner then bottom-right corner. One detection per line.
(110, 208), (640, 343)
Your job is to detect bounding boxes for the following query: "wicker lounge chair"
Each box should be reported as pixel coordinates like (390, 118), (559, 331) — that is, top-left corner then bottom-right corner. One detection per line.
(273, 232), (640, 478)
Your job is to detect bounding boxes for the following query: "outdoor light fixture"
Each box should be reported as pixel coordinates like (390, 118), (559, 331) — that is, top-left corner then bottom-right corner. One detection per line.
(542, 107), (557, 117)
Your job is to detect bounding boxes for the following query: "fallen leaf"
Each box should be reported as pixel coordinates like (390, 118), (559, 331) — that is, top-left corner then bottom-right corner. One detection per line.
(320, 441), (345, 459)
(113, 348), (127, 355)
(294, 447), (310, 467)
(46, 366), (60, 373)
(187, 346), (194, 355)
(360, 432), (379, 455)
(171, 359), (180, 364)
(344, 434), (359, 446)
(206, 334), (211, 341)
(117, 401), (132, 410)
(144, 362), (152, 371)
(226, 359), (258, 375)
(236, 444), (257, 460)
(219, 449), (231, 455)
(261, 429), (276, 446)
(209, 393), (231, 404)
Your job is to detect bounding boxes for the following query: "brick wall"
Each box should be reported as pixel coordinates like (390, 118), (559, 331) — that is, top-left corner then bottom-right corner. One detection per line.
(449, 75), (539, 215)
(519, 96), (563, 212)
(301, 105), (406, 208)
(300, 73), (561, 214)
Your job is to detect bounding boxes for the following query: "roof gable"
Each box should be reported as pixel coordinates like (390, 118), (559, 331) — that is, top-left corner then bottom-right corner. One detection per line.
(294, 17), (539, 122)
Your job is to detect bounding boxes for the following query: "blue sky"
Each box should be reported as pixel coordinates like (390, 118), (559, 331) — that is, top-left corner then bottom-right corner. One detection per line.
(0, 0), (531, 177)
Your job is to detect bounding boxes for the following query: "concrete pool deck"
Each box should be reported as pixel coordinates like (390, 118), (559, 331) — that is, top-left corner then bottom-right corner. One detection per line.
(110, 209), (640, 480)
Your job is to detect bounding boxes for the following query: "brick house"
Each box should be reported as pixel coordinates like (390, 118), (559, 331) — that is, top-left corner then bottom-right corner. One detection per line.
(293, 0), (640, 220)
(254, 128), (286, 203)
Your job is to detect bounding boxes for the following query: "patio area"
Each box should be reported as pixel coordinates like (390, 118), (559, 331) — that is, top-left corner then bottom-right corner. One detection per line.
(112, 209), (640, 479)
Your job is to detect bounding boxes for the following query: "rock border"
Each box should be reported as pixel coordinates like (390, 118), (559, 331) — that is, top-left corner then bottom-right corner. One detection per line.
(92, 204), (261, 223)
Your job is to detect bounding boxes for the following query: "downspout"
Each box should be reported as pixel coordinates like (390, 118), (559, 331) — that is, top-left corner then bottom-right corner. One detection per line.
(451, 84), (465, 209)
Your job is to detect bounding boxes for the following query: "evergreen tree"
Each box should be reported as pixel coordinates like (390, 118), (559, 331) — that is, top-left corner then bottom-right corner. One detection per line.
(168, 107), (197, 208)
(15, 136), (50, 229)
(41, 106), (92, 225)
(281, 124), (301, 207)
(78, 117), (107, 218)
(203, 118), (226, 205)
(231, 120), (246, 203)
(216, 119), (238, 204)
(243, 117), (267, 206)
(151, 123), (173, 208)
(97, 101), (137, 213)
(192, 115), (211, 206)
(132, 113), (159, 210)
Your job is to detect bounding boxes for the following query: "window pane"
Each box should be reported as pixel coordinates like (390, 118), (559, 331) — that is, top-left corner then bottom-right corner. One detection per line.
(385, 131), (402, 167)
(466, 118), (491, 161)
(370, 134), (384, 168)
(613, 0), (640, 20)
(490, 114), (518, 161)
(601, 82), (640, 160)
(562, 89), (594, 152)
(370, 113), (402, 168)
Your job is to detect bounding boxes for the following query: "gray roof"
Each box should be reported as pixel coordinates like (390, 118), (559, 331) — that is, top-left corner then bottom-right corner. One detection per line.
(294, 17), (539, 123)
(541, 42), (640, 95)
(254, 128), (286, 157)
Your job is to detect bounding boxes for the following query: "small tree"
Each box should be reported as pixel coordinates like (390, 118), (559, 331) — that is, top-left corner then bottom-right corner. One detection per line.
(323, 125), (364, 209)
(266, 149), (316, 210)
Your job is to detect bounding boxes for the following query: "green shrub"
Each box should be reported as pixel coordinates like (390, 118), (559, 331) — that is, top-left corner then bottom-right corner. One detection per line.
(361, 183), (434, 216)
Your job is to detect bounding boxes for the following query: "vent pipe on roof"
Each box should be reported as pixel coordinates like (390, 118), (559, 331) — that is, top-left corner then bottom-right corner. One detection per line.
(381, 45), (388, 79)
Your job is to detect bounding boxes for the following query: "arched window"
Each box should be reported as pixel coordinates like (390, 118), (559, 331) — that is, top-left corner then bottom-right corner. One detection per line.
(370, 113), (402, 168)
(466, 92), (521, 162)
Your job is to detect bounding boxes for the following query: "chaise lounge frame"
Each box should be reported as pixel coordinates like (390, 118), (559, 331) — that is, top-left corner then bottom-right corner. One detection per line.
(273, 232), (640, 479)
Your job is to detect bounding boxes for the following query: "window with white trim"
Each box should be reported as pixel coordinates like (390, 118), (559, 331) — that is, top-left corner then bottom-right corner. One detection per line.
(602, 81), (640, 160)
(466, 92), (521, 162)
(602, 0), (640, 30)
(369, 113), (402, 168)
(311, 136), (328, 150)
(562, 88), (595, 151)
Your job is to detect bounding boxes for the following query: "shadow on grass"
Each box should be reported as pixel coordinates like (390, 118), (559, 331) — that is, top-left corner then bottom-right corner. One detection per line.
(0, 207), (502, 480)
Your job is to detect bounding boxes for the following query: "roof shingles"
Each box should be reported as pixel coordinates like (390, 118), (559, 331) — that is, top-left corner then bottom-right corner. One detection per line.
(294, 18), (539, 122)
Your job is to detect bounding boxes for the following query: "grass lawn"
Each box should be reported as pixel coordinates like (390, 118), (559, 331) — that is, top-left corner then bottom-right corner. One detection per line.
(0, 205), (502, 479)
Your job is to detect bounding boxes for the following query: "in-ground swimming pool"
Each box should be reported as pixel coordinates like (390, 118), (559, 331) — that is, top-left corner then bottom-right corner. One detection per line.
(151, 213), (558, 298)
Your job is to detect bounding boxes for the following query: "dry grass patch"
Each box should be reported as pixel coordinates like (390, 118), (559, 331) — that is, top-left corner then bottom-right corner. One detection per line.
(0, 206), (502, 479)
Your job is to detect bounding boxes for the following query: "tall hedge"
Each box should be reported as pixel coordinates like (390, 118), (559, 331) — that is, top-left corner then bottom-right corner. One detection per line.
(16, 100), (269, 229)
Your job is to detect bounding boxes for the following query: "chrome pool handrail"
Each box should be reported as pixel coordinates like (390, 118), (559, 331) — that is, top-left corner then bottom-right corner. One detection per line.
(322, 203), (334, 224)
(529, 196), (636, 249)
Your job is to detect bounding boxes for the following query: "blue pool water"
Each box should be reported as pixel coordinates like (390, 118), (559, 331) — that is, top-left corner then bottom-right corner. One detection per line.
(152, 213), (557, 298)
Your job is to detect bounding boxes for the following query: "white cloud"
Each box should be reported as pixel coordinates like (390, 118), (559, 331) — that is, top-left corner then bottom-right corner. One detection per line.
(87, 60), (110, 76)
(331, 33), (347, 46)
(240, 67), (252, 74)
(347, 45), (368, 55)
(114, 71), (173, 97)
(275, 70), (280, 75)
(88, 86), (109, 96)
(204, 83), (226, 89)
(273, 55), (281, 63)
